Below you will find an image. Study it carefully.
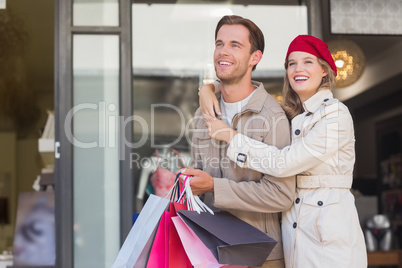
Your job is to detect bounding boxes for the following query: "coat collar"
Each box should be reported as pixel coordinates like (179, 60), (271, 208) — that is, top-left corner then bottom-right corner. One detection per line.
(217, 80), (268, 114)
(302, 89), (333, 113)
(243, 80), (269, 113)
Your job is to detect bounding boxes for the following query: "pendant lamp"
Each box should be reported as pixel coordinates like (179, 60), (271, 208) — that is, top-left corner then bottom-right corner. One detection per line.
(327, 39), (365, 88)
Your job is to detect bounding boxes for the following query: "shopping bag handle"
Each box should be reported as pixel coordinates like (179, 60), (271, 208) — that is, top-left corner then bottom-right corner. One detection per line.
(177, 175), (191, 204)
(167, 172), (187, 204)
(179, 176), (214, 215)
(167, 173), (181, 202)
(169, 173), (213, 215)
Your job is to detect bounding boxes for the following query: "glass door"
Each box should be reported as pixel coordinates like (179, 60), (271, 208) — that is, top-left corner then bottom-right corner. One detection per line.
(55, 0), (132, 267)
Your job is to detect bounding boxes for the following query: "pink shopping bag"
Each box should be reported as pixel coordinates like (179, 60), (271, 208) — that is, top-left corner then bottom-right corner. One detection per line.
(146, 211), (170, 268)
(168, 202), (192, 268)
(146, 179), (190, 268)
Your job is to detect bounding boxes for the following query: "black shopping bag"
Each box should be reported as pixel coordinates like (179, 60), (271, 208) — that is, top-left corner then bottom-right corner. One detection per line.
(177, 210), (277, 267)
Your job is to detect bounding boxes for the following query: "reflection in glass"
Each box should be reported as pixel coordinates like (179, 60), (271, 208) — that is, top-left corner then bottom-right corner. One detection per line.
(132, 4), (307, 74)
(73, 0), (118, 26)
(13, 192), (55, 266)
(73, 35), (120, 268)
(131, 3), (307, 206)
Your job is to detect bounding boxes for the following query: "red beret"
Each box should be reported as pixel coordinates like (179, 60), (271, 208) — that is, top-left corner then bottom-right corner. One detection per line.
(285, 35), (337, 76)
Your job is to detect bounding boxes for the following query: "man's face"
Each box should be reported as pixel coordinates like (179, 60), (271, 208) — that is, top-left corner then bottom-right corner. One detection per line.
(214, 24), (255, 85)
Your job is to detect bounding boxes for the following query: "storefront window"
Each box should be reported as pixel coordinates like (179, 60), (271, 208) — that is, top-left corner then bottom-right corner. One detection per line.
(131, 3), (308, 208)
(72, 34), (120, 268)
(73, 0), (119, 26)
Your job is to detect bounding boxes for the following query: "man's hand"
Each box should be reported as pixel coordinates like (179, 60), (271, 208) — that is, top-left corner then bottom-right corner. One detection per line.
(203, 114), (238, 144)
(176, 168), (214, 195)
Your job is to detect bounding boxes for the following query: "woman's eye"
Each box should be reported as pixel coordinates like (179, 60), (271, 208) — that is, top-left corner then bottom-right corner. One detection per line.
(288, 62), (295, 66)
(30, 221), (44, 236)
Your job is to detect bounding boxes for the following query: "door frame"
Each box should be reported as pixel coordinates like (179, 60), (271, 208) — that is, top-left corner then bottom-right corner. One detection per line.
(54, 1), (133, 267)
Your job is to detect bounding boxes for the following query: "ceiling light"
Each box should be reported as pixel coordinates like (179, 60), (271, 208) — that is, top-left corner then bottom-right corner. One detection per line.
(335, 59), (344, 68)
(328, 39), (365, 88)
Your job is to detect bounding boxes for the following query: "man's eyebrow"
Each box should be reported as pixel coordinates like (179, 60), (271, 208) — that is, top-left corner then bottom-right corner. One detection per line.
(231, 40), (243, 46)
(215, 39), (244, 46)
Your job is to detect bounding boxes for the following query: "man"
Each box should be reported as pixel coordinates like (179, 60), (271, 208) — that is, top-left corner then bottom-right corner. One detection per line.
(178, 15), (295, 268)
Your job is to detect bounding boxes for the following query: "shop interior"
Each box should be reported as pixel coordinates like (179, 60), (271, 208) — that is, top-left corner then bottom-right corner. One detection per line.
(0, 0), (402, 267)
(0, 0), (55, 264)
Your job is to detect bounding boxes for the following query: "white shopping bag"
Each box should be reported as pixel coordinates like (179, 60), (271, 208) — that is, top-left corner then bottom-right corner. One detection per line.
(111, 194), (170, 268)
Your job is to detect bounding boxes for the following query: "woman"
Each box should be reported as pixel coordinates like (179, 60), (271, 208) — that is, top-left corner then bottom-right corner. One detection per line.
(182, 35), (367, 267)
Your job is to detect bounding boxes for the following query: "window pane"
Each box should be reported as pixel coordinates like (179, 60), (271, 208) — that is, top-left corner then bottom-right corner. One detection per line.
(132, 4), (308, 75)
(73, 0), (118, 26)
(131, 3), (308, 208)
(72, 34), (120, 268)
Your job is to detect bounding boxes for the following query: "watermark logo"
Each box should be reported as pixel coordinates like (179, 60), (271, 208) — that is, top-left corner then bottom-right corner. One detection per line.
(63, 101), (342, 168)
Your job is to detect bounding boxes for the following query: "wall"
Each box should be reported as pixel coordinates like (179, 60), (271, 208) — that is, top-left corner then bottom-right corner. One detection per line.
(0, 0), (55, 252)
(345, 74), (402, 182)
(0, 132), (16, 252)
(9, 0), (54, 93)
(333, 40), (402, 102)
(17, 140), (42, 192)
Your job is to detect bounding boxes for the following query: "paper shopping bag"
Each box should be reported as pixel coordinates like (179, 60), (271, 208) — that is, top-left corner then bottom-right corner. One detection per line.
(111, 194), (170, 268)
(168, 202), (192, 268)
(146, 211), (170, 268)
(172, 216), (247, 268)
(172, 215), (225, 267)
(177, 210), (277, 267)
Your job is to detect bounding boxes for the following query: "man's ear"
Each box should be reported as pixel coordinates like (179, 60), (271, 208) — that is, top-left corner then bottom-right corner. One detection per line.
(250, 50), (263, 67)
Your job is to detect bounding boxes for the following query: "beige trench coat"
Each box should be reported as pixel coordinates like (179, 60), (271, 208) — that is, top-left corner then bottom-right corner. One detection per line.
(226, 89), (367, 268)
(192, 81), (296, 261)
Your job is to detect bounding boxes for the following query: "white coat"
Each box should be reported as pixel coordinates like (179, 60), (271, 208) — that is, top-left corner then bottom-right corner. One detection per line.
(226, 89), (367, 268)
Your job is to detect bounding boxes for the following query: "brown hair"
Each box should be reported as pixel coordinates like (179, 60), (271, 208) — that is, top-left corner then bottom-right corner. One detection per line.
(215, 15), (264, 71)
(282, 58), (336, 120)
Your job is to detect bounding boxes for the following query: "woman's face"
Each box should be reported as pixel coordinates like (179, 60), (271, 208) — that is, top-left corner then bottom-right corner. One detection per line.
(13, 206), (55, 265)
(286, 51), (328, 102)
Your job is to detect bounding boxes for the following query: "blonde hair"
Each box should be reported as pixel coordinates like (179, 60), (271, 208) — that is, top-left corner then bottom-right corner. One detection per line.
(282, 58), (336, 120)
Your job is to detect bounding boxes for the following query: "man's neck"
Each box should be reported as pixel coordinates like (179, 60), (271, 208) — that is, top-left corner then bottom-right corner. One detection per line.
(220, 80), (256, 103)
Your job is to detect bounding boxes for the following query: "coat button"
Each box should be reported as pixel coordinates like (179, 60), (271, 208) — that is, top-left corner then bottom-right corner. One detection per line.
(293, 222), (297, 228)
(317, 201), (323, 206)
(305, 112), (312, 116)
(324, 98), (329, 102)
(295, 198), (300, 204)
(295, 129), (301, 135)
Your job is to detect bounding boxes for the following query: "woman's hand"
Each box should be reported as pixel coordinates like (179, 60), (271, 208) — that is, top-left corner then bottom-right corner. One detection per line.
(175, 168), (214, 196)
(203, 114), (238, 144)
(199, 84), (221, 117)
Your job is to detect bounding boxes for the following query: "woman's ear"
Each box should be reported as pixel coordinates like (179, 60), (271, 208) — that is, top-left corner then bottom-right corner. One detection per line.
(322, 65), (329, 77)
